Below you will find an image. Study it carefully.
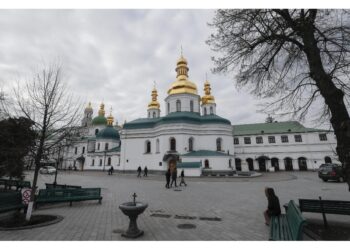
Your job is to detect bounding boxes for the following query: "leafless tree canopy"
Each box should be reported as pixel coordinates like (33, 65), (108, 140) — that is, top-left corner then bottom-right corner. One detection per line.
(207, 9), (350, 123)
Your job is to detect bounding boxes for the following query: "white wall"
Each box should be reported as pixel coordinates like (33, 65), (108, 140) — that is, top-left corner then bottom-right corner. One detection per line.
(165, 93), (201, 114)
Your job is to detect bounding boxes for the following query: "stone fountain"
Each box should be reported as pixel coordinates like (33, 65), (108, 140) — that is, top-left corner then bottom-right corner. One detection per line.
(119, 193), (148, 238)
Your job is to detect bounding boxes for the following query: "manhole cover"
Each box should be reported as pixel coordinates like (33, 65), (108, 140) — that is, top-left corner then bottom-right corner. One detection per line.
(150, 213), (172, 218)
(174, 189), (182, 192)
(199, 217), (222, 221)
(113, 229), (124, 234)
(174, 215), (197, 220)
(177, 223), (196, 229)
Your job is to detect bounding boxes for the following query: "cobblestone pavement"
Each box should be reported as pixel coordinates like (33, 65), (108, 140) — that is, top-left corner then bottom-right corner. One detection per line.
(0, 170), (349, 241)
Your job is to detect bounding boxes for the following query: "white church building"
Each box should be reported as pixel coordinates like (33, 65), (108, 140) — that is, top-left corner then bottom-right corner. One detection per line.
(59, 54), (339, 176)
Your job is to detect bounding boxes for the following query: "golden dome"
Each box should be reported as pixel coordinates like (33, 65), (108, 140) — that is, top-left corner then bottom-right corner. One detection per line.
(167, 54), (198, 95)
(107, 107), (114, 126)
(85, 102), (93, 111)
(148, 86), (160, 109)
(98, 102), (105, 117)
(201, 80), (215, 105)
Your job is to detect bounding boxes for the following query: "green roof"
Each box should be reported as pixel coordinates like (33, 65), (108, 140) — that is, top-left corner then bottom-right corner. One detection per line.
(177, 162), (202, 168)
(124, 112), (231, 129)
(182, 150), (232, 157)
(96, 126), (120, 140)
(233, 121), (328, 136)
(92, 115), (107, 125)
(106, 146), (121, 152)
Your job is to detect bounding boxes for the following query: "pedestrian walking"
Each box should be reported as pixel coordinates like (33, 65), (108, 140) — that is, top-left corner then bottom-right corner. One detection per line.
(144, 166), (148, 177)
(137, 166), (142, 177)
(170, 168), (178, 188)
(179, 169), (187, 186)
(165, 169), (171, 189)
(108, 167), (111, 175)
(111, 166), (114, 175)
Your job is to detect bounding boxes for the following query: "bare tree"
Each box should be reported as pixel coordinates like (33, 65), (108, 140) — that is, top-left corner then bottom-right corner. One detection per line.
(207, 9), (350, 190)
(12, 63), (82, 220)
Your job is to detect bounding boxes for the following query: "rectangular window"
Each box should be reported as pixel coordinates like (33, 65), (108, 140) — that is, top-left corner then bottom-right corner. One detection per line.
(82, 147), (85, 154)
(74, 147), (77, 154)
(268, 136), (275, 143)
(105, 143), (109, 150)
(294, 135), (302, 142)
(319, 133), (327, 141)
(92, 159), (94, 166)
(234, 138), (239, 145)
(256, 136), (263, 144)
(244, 137), (251, 144)
(281, 135), (289, 143)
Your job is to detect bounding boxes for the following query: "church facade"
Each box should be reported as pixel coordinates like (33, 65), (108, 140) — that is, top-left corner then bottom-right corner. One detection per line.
(58, 54), (339, 176)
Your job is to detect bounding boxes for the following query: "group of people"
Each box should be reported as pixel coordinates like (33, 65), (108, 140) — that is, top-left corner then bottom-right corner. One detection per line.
(137, 166), (148, 177)
(165, 168), (186, 188)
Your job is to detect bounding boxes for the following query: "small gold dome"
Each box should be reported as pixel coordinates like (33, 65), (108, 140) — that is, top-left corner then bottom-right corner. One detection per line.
(201, 80), (215, 105)
(148, 87), (160, 109)
(85, 102), (93, 111)
(107, 108), (114, 126)
(98, 102), (105, 117)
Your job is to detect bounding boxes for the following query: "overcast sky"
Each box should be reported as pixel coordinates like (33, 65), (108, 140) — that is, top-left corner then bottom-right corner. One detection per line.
(0, 9), (291, 126)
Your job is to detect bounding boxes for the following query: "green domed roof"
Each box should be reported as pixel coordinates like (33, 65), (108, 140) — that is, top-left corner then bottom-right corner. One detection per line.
(92, 115), (107, 125)
(96, 126), (120, 140)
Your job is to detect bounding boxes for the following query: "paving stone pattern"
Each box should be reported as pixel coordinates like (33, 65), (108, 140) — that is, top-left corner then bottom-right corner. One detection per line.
(0, 171), (349, 241)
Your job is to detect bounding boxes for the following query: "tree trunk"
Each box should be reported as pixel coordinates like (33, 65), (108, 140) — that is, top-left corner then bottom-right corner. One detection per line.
(300, 23), (350, 191)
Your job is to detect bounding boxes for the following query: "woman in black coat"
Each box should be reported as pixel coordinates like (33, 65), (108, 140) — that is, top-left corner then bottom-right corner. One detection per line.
(165, 169), (171, 189)
(263, 187), (281, 225)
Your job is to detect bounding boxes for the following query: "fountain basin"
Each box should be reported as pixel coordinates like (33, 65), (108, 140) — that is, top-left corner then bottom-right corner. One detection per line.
(119, 202), (148, 238)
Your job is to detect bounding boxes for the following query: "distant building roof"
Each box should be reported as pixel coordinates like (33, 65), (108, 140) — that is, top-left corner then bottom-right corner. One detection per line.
(96, 126), (120, 140)
(123, 112), (231, 130)
(182, 150), (232, 157)
(233, 121), (329, 136)
(177, 162), (201, 168)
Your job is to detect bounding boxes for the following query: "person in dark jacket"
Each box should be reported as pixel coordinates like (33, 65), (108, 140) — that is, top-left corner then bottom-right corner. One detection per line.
(144, 166), (148, 177)
(179, 169), (187, 186)
(137, 166), (142, 177)
(170, 168), (178, 188)
(165, 169), (171, 189)
(263, 187), (281, 225)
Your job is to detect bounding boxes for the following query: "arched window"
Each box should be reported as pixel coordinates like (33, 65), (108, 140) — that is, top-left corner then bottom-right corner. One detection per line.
(298, 157), (307, 171)
(153, 112), (156, 118)
(188, 137), (194, 151)
(210, 106), (213, 114)
(95, 129), (99, 135)
(190, 100), (194, 112)
(246, 158), (254, 171)
(229, 159), (232, 168)
(176, 100), (181, 112)
(235, 158), (241, 171)
(204, 107), (207, 115)
(325, 156), (332, 163)
(97, 143), (100, 150)
(99, 159), (102, 166)
(105, 143), (109, 150)
(92, 159), (95, 166)
(107, 157), (111, 166)
(204, 159), (210, 168)
(167, 102), (170, 114)
(216, 138), (222, 151)
(156, 139), (160, 153)
(145, 140), (151, 153)
(170, 138), (176, 151)
(148, 112), (150, 118)
(284, 157), (293, 171)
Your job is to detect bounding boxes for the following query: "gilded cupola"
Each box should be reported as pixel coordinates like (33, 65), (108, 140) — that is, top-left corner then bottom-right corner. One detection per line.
(201, 80), (216, 105)
(85, 102), (93, 112)
(98, 102), (105, 117)
(167, 53), (198, 95)
(148, 86), (160, 109)
(107, 108), (114, 126)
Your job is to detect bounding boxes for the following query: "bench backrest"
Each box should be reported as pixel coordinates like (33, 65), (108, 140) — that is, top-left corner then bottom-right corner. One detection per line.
(0, 192), (22, 207)
(45, 183), (82, 189)
(299, 199), (350, 215)
(286, 200), (306, 240)
(38, 188), (101, 199)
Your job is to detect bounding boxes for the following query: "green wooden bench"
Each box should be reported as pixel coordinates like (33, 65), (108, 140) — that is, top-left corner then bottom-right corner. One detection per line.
(299, 197), (350, 228)
(35, 188), (102, 207)
(0, 192), (26, 214)
(270, 200), (306, 241)
(0, 179), (31, 191)
(45, 183), (82, 189)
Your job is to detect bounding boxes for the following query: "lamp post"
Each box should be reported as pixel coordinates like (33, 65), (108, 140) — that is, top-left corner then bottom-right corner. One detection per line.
(103, 151), (106, 172)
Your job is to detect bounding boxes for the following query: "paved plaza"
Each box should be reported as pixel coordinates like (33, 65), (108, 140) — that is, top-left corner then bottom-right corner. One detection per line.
(0, 170), (349, 241)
